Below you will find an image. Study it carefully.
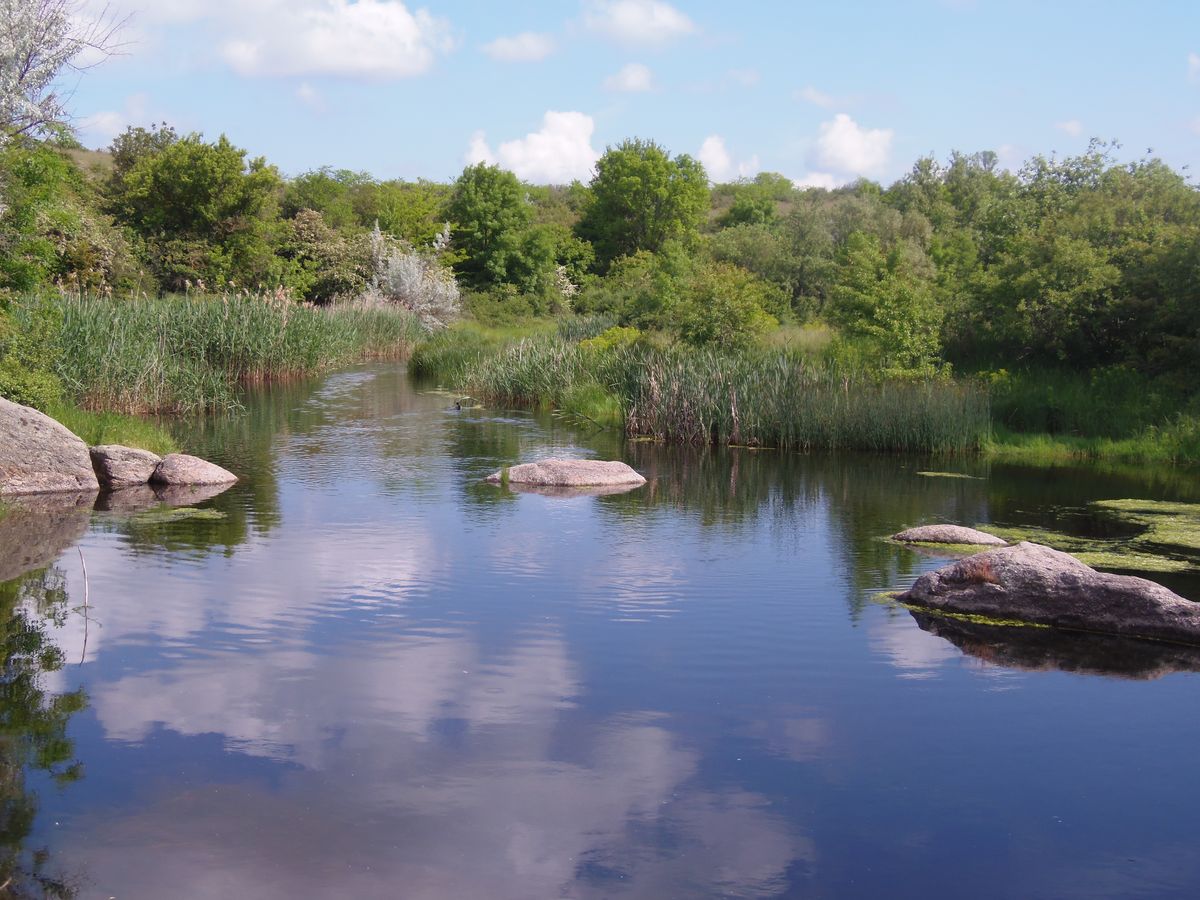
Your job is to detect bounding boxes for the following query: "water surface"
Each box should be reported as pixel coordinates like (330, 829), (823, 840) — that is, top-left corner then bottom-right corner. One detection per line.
(4, 364), (1200, 899)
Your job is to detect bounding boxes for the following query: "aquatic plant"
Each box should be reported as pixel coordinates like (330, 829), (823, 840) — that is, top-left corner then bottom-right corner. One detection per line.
(40, 292), (424, 414)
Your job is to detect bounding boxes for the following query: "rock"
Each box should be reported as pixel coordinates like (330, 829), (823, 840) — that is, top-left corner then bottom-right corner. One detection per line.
(893, 524), (1006, 546)
(90, 445), (162, 488)
(153, 482), (236, 506)
(151, 454), (237, 486)
(0, 493), (93, 584)
(897, 541), (1200, 645)
(486, 458), (646, 488)
(0, 397), (100, 495)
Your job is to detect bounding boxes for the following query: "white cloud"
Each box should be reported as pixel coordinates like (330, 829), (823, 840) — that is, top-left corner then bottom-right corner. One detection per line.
(583, 0), (696, 45)
(603, 62), (654, 92)
(796, 85), (835, 108)
(483, 31), (555, 62)
(792, 172), (840, 190)
(1055, 119), (1083, 137)
(79, 92), (150, 143)
(809, 113), (893, 177)
(217, 0), (453, 78)
(697, 135), (758, 182)
(1189, 52), (1200, 82)
(466, 111), (600, 184)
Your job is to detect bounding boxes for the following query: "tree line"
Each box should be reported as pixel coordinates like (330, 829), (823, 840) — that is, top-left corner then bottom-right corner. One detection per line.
(1, 126), (1198, 390)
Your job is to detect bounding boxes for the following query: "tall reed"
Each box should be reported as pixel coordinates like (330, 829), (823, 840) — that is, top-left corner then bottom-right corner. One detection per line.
(442, 335), (990, 454)
(47, 293), (423, 414)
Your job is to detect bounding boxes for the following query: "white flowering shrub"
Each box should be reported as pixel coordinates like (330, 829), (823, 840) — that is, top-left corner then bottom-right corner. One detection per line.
(1, 0), (123, 142)
(362, 224), (461, 330)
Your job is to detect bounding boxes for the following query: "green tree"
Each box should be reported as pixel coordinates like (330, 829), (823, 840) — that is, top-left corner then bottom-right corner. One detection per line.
(577, 139), (709, 269)
(446, 163), (557, 294)
(828, 231), (944, 373)
(108, 133), (284, 290)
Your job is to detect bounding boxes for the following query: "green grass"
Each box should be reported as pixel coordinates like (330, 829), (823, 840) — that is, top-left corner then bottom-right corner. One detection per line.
(415, 327), (991, 454)
(40, 293), (424, 414)
(986, 420), (1200, 466)
(45, 402), (178, 455)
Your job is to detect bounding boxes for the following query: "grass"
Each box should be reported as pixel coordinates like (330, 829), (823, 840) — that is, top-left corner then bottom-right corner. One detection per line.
(45, 402), (178, 455)
(986, 420), (1200, 467)
(415, 327), (991, 454)
(40, 293), (425, 414)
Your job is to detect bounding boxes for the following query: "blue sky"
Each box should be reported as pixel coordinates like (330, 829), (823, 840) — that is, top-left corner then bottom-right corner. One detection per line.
(69, 0), (1200, 185)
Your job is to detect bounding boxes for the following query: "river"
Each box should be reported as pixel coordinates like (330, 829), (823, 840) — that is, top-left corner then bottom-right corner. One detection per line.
(3, 363), (1199, 898)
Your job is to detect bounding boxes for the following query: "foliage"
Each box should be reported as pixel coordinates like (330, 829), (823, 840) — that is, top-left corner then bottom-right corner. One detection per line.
(363, 224), (461, 329)
(671, 262), (780, 348)
(30, 292), (423, 413)
(577, 139), (710, 268)
(0, 294), (61, 408)
(0, 0), (121, 141)
(44, 401), (177, 454)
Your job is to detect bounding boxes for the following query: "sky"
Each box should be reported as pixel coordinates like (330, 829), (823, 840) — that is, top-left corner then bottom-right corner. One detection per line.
(65, 0), (1200, 186)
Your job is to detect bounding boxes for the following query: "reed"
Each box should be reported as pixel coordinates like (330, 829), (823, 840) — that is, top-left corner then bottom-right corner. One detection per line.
(433, 332), (991, 454)
(43, 293), (423, 414)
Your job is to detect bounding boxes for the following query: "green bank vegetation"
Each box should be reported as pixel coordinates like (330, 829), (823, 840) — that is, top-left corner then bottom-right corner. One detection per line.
(3, 118), (1200, 461)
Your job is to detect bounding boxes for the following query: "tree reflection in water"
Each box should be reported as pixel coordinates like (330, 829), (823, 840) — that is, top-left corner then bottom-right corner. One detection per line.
(0, 567), (86, 899)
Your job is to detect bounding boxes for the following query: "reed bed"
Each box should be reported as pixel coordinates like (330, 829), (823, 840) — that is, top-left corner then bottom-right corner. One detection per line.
(441, 335), (991, 454)
(50, 294), (424, 414)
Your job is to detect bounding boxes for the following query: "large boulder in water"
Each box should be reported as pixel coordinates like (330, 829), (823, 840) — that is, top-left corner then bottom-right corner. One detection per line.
(0, 397), (99, 495)
(151, 454), (237, 486)
(898, 541), (1200, 645)
(90, 445), (162, 488)
(893, 524), (1006, 546)
(487, 458), (646, 488)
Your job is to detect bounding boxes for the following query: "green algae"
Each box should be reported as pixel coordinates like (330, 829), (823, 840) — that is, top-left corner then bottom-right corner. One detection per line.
(1091, 499), (1200, 556)
(979, 507), (1200, 575)
(886, 539), (992, 556)
(916, 471), (982, 480)
(131, 507), (227, 526)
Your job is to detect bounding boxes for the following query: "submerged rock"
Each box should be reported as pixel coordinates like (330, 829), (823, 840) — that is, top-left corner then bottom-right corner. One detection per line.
(90, 444), (162, 488)
(0, 397), (99, 495)
(505, 481), (647, 499)
(487, 458), (646, 488)
(151, 454), (238, 486)
(898, 541), (1200, 645)
(893, 524), (1006, 546)
(0, 493), (94, 584)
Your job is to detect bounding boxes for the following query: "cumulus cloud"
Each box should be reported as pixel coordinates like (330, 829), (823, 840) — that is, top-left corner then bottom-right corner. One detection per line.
(220, 0), (453, 77)
(466, 111), (600, 184)
(809, 113), (893, 177)
(697, 135), (758, 182)
(583, 0), (696, 45)
(796, 85), (835, 108)
(1055, 119), (1083, 137)
(483, 31), (555, 62)
(603, 62), (654, 92)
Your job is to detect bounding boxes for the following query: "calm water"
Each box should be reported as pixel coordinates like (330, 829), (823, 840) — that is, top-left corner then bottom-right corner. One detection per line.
(4, 364), (1200, 899)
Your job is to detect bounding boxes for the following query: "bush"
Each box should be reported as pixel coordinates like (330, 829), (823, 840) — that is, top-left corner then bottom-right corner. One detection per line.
(362, 225), (461, 328)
